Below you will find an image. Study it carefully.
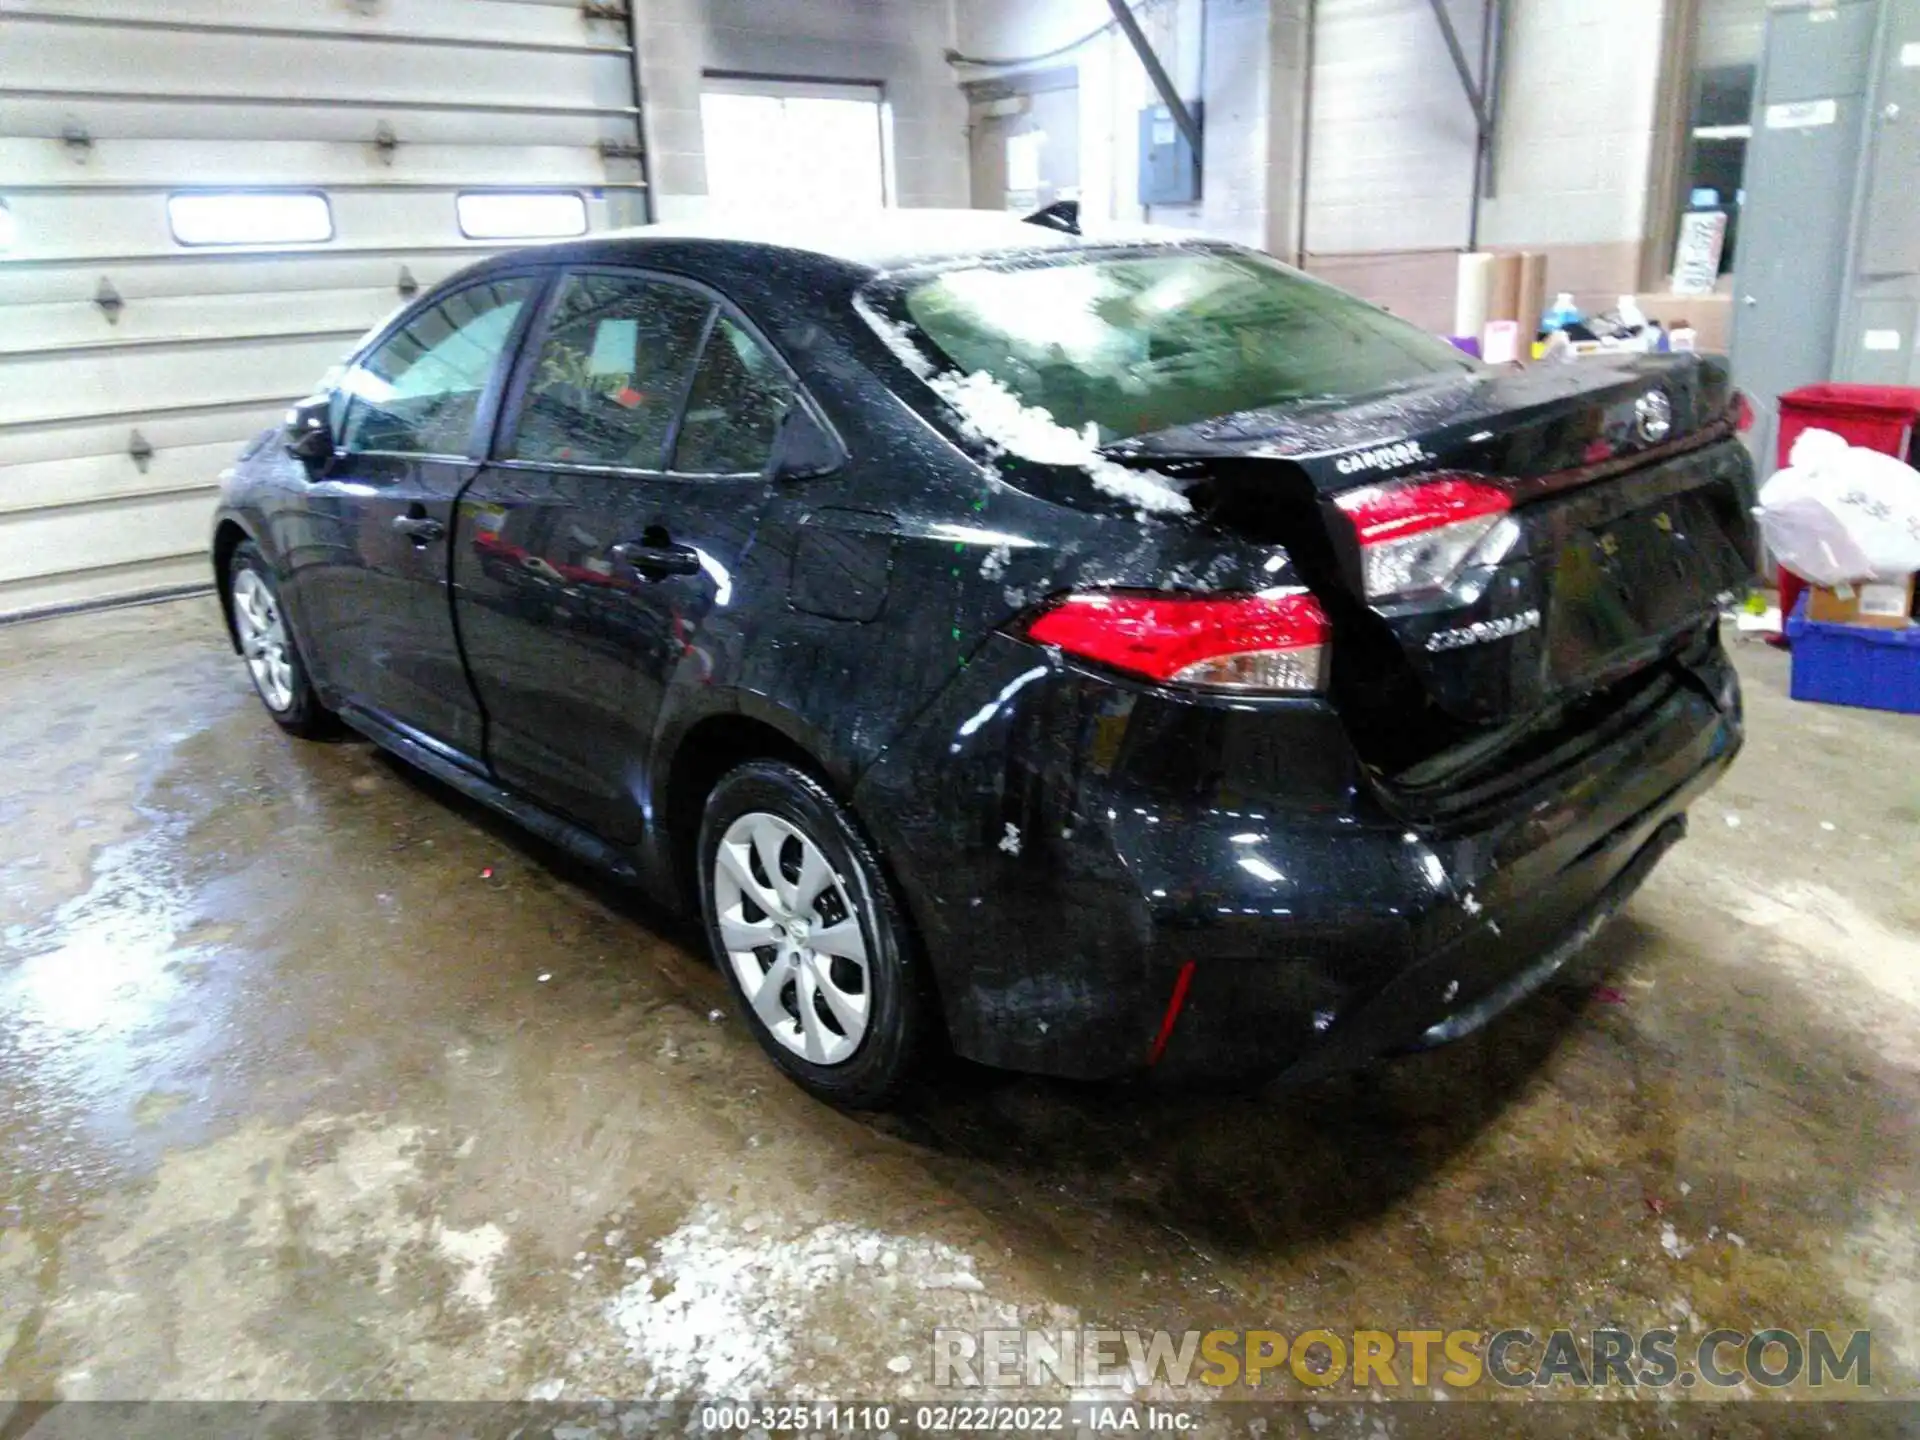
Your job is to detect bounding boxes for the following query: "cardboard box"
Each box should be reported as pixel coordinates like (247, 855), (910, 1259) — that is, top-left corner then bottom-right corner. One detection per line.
(1808, 574), (1917, 629)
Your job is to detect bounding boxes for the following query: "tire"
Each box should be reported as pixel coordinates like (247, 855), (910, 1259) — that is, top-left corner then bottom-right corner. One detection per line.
(226, 540), (333, 738)
(697, 759), (930, 1109)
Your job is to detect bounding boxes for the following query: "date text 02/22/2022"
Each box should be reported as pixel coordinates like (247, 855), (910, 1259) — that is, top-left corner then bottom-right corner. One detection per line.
(699, 1403), (1196, 1432)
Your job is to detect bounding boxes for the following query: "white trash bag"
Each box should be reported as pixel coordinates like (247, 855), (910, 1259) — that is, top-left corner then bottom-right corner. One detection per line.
(1758, 427), (1920, 585)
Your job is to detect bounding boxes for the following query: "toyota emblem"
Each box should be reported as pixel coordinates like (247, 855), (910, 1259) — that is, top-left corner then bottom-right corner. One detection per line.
(1635, 390), (1673, 444)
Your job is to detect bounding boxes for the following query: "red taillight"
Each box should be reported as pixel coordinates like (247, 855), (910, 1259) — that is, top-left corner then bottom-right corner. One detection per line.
(1334, 474), (1516, 602)
(1025, 590), (1331, 693)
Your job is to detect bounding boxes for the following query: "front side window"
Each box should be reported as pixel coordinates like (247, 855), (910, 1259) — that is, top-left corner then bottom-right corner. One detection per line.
(338, 277), (537, 456)
(671, 317), (797, 474)
(893, 250), (1478, 443)
(510, 273), (713, 469)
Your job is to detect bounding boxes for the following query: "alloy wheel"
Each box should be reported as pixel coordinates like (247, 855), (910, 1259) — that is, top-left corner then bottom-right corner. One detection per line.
(232, 568), (296, 713)
(712, 811), (871, 1066)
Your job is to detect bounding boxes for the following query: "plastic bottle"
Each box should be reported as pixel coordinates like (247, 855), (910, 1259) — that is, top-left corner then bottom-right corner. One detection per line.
(1541, 292), (1585, 334)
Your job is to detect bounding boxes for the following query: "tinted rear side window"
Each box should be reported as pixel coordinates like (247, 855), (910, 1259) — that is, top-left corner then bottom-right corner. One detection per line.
(671, 316), (797, 474)
(511, 273), (713, 469)
(898, 250), (1477, 443)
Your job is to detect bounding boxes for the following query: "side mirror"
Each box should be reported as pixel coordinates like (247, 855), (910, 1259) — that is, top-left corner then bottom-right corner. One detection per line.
(284, 394), (335, 466)
(769, 404), (843, 482)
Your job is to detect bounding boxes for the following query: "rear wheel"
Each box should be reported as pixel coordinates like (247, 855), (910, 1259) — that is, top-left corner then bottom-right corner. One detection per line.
(227, 541), (332, 737)
(697, 760), (928, 1108)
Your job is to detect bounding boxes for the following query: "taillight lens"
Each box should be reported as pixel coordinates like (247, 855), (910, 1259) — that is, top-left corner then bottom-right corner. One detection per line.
(1025, 590), (1331, 693)
(1334, 475), (1516, 602)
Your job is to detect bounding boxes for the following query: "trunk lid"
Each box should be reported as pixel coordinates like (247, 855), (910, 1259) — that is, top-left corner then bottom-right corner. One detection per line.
(1117, 353), (1759, 785)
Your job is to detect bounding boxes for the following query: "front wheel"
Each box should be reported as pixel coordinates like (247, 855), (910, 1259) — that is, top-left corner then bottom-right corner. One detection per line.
(227, 541), (332, 737)
(697, 760), (930, 1108)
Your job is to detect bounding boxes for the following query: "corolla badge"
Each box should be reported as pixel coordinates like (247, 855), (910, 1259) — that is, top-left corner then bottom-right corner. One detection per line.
(1635, 390), (1673, 444)
(1425, 608), (1542, 652)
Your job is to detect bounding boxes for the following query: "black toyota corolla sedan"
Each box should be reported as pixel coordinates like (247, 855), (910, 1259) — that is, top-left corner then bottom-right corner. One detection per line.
(212, 208), (1755, 1107)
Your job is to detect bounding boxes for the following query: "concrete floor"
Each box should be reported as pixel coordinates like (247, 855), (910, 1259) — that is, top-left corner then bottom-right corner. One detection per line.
(0, 597), (1916, 1427)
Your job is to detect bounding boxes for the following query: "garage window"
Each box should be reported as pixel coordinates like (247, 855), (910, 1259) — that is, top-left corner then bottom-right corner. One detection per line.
(166, 191), (333, 247)
(457, 192), (589, 241)
(701, 75), (890, 218)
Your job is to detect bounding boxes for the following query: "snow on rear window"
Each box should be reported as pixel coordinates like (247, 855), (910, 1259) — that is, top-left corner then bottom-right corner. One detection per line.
(899, 250), (1476, 444)
(924, 370), (1192, 516)
(853, 292), (1191, 516)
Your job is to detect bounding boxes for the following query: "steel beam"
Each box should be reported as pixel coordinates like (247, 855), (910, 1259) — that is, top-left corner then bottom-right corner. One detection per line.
(1425, 0), (1489, 132)
(1106, 0), (1203, 160)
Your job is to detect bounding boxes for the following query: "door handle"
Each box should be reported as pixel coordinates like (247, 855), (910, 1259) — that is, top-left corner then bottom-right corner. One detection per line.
(392, 514), (446, 543)
(612, 540), (702, 577)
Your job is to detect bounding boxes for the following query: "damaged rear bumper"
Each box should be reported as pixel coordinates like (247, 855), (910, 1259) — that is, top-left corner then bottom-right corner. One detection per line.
(853, 629), (1742, 1083)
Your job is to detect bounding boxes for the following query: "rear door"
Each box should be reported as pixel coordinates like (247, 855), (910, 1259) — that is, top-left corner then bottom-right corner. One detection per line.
(453, 268), (801, 841)
(290, 271), (544, 760)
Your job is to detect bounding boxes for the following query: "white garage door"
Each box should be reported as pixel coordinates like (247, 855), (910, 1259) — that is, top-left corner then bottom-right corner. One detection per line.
(0, 0), (648, 619)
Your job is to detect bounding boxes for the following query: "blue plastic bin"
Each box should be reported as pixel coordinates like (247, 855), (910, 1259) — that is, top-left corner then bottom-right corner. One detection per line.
(1785, 597), (1920, 714)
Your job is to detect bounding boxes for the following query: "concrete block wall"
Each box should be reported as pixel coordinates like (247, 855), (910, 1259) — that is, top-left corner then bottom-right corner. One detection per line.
(633, 0), (970, 218)
(1305, 0), (1673, 324)
(1478, 0), (1667, 255)
(621, 0), (1704, 344)
(954, 0), (1307, 254)
(951, 0), (1685, 330)
(1305, 0), (1484, 254)
(1146, 0), (1312, 256)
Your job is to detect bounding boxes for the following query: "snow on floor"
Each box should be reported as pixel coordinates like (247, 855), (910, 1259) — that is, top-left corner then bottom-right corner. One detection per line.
(608, 1204), (1022, 1399)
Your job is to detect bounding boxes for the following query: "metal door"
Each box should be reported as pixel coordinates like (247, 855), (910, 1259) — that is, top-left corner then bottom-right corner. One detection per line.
(1858, 0), (1920, 276)
(1838, 0), (1920, 385)
(1730, 0), (1880, 459)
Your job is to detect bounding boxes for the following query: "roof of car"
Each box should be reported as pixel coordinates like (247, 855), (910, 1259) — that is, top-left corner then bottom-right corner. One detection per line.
(580, 208), (1213, 272)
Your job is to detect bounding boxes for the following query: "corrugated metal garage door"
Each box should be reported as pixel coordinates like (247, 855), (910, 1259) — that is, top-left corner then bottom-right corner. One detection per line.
(0, 0), (648, 619)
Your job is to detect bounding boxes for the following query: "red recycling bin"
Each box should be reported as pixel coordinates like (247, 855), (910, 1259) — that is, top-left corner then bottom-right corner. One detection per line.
(1773, 383), (1920, 634)
(1776, 382), (1920, 467)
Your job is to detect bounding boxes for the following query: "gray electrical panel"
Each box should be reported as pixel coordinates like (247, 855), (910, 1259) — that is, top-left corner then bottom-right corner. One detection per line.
(1138, 101), (1202, 206)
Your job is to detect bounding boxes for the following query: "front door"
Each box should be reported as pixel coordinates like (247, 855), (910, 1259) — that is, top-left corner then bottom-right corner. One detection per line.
(289, 273), (543, 760)
(453, 268), (799, 842)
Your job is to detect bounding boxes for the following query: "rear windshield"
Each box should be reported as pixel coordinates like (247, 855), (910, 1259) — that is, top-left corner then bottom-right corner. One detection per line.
(897, 249), (1477, 443)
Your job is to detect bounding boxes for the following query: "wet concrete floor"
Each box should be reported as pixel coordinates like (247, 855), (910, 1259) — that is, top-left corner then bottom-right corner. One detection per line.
(0, 597), (1916, 1429)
